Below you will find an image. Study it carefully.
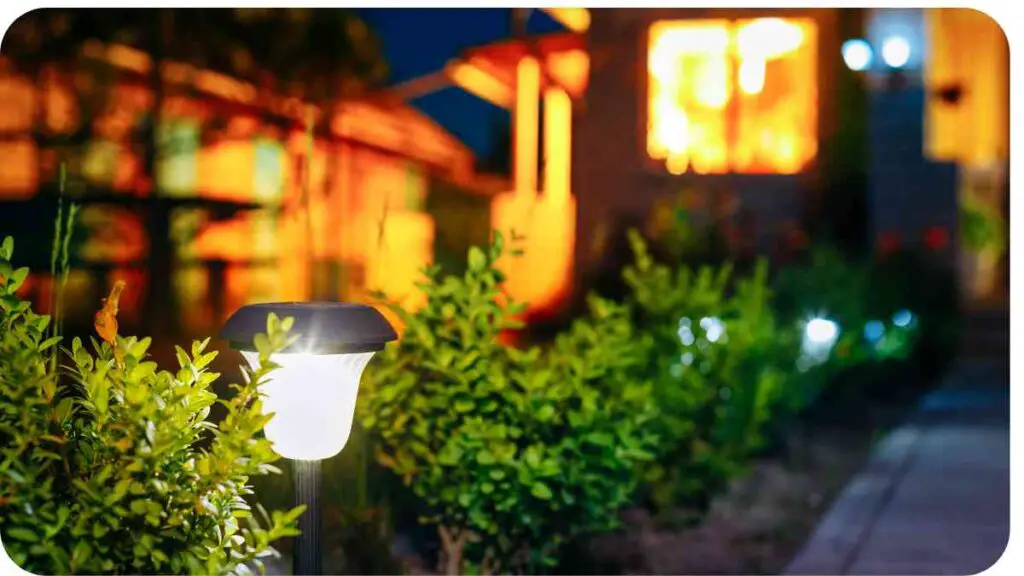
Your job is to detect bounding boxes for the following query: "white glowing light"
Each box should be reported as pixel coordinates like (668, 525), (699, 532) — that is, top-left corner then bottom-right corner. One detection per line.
(241, 351), (375, 461)
(802, 317), (840, 365)
(881, 36), (911, 68)
(806, 318), (839, 345)
(841, 38), (873, 71)
(703, 316), (726, 343)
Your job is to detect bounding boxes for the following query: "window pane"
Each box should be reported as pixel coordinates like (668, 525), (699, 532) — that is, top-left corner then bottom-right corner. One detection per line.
(733, 18), (818, 174)
(647, 17), (818, 175)
(648, 19), (732, 174)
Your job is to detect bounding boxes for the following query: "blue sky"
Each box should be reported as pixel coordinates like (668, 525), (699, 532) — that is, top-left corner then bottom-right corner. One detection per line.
(355, 8), (565, 159)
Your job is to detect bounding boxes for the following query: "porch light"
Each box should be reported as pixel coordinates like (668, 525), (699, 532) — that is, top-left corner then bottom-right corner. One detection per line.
(842, 38), (873, 71)
(881, 35), (911, 68)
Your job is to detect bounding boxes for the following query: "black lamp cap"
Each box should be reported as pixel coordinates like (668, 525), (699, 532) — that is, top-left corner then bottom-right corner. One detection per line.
(220, 302), (398, 355)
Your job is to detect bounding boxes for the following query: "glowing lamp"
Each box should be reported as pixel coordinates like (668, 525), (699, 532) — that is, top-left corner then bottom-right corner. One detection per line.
(841, 38), (873, 71)
(801, 317), (840, 366)
(221, 302), (397, 461)
(220, 302), (397, 576)
(805, 317), (839, 345)
(881, 36), (911, 68)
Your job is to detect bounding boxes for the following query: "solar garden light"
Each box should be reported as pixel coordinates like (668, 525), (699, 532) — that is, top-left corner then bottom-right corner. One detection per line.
(801, 316), (840, 364)
(220, 303), (398, 575)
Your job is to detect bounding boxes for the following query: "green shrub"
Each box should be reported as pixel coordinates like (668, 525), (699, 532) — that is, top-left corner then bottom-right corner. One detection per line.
(960, 195), (1006, 256)
(622, 231), (794, 512)
(0, 236), (301, 575)
(359, 232), (658, 574)
(772, 245), (871, 329)
(775, 242), (957, 406)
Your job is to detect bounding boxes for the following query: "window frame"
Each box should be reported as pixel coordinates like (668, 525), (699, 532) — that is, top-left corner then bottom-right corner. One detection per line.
(639, 12), (823, 178)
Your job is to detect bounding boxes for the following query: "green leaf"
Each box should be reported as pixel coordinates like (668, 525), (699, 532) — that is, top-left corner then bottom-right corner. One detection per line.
(530, 482), (553, 500)
(467, 246), (487, 272)
(8, 267), (28, 291)
(5, 528), (38, 542)
(39, 336), (62, 352)
(0, 236), (12, 260)
(253, 333), (272, 356)
(72, 540), (92, 567)
(54, 397), (73, 422)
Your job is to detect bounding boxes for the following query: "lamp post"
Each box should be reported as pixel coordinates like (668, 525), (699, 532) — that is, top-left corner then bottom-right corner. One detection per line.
(220, 302), (398, 576)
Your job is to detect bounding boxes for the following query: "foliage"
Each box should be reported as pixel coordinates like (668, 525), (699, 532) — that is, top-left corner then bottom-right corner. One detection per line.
(772, 245), (871, 328)
(622, 231), (796, 512)
(869, 250), (961, 377)
(360, 232), (658, 574)
(644, 188), (731, 266)
(959, 195), (1006, 256)
(0, 235), (302, 575)
(4, 9), (387, 102)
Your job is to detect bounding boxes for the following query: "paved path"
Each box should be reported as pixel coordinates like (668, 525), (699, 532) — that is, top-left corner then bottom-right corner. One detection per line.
(785, 355), (1009, 575)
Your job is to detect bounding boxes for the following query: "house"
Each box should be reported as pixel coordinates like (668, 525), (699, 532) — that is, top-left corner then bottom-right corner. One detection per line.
(0, 41), (492, 335)
(431, 7), (1008, 315)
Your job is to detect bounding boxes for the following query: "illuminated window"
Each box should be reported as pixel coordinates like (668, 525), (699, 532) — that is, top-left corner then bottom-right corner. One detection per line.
(647, 18), (818, 175)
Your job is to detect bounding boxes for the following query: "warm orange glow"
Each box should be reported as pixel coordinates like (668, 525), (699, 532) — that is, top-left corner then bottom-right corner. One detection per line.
(196, 141), (256, 202)
(0, 75), (34, 132)
(542, 87), (572, 202)
(364, 211), (435, 312)
(647, 18), (818, 174)
(2, 42), (479, 331)
(0, 139), (38, 197)
(925, 8), (1009, 165)
(491, 192), (575, 315)
(514, 56), (541, 196)
(542, 7), (591, 33)
(446, 60), (515, 109)
(545, 49), (590, 101)
(77, 207), (147, 263)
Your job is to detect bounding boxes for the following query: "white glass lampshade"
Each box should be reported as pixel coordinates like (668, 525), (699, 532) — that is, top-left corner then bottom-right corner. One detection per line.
(242, 351), (375, 461)
(221, 302), (397, 462)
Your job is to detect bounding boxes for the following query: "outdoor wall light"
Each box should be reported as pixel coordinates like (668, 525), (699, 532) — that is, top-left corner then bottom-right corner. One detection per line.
(220, 302), (398, 576)
(880, 35), (911, 69)
(841, 38), (873, 72)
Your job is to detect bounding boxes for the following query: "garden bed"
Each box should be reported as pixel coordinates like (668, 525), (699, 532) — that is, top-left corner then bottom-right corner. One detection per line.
(247, 370), (928, 576)
(574, 426), (880, 575)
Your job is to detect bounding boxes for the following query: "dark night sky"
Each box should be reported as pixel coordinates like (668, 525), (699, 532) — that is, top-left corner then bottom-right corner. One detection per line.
(355, 8), (565, 160)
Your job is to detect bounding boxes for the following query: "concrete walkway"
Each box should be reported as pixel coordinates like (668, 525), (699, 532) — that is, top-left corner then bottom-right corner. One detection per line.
(785, 356), (1009, 575)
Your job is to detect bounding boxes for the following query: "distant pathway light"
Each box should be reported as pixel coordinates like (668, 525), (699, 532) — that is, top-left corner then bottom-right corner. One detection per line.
(864, 320), (886, 344)
(892, 308), (916, 329)
(801, 316), (840, 366)
(842, 38), (873, 71)
(220, 302), (397, 576)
